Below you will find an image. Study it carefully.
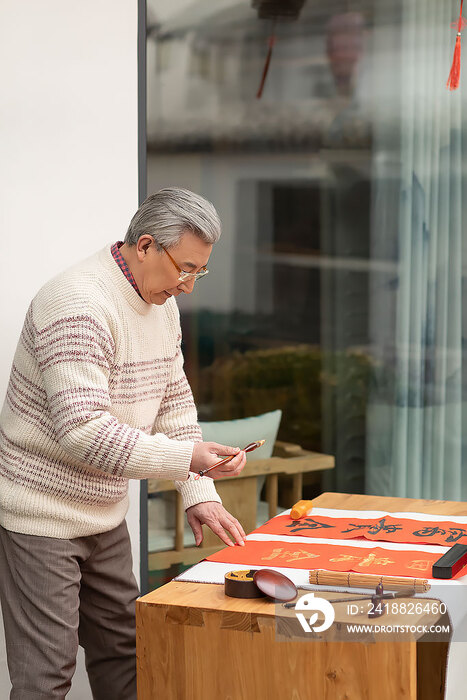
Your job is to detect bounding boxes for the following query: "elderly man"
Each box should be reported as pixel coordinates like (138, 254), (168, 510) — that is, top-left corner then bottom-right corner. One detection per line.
(0, 187), (247, 699)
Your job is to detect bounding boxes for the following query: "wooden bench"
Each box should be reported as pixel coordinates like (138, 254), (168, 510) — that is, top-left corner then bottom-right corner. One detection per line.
(147, 442), (334, 572)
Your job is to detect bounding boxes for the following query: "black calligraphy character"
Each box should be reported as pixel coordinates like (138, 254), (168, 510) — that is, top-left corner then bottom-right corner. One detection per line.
(367, 518), (402, 535)
(286, 518), (334, 534)
(446, 528), (467, 543)
(342, 518), (402, 536)
(341, 523), (370, 533)
(412, 526), (447, 539)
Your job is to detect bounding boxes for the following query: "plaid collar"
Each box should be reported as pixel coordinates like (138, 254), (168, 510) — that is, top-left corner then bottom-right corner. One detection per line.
(111, 242), (143, 299)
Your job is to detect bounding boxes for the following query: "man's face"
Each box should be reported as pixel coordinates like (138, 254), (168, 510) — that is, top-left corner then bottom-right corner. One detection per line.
(135, 231), (212, 305)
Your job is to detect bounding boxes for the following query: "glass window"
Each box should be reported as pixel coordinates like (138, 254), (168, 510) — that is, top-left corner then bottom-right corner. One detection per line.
(145, 0), (467, 586)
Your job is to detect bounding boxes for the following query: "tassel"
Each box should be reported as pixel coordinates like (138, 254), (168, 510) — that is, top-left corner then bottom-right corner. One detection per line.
(447, 34), (462, 89)
(447, 0), (466, 90)
(256, 20), (277, 99)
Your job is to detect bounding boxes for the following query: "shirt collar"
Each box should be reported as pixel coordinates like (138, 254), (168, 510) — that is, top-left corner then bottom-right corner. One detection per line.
(110, 241), (143, 299)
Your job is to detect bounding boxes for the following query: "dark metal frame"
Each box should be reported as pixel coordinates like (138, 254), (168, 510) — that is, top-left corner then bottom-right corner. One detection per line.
(138, 0), (149, 596)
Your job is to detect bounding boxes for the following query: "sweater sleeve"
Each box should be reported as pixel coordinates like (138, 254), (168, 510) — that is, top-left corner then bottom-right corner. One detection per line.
(152, 328), (221, 511)
(33, 308), (193, 481)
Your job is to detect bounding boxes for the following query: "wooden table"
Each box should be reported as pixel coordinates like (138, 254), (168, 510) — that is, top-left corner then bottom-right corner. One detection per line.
(137, 492), (465, 700)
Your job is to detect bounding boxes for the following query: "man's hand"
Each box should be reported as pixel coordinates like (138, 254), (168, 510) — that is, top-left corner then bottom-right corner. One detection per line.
(190, 442), (246, 479)
(186, 502), (247, 547)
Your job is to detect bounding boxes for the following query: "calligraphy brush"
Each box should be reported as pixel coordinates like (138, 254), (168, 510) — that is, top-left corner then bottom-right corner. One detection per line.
(195, 440), (266, 479)
(283, 586), (416, 609)
(321, 587), (416, 605)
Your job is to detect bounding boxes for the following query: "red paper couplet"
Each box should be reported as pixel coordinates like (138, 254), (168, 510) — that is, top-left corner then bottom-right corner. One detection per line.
(206, 539), (467, 578)
(252, 514), (467, 547)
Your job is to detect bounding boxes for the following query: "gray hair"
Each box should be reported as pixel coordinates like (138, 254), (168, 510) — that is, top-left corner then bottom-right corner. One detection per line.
(124, 187), (221, 249)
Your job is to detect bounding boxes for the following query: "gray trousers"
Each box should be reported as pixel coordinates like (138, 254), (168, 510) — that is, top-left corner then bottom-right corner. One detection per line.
(0, 520), (139, 699)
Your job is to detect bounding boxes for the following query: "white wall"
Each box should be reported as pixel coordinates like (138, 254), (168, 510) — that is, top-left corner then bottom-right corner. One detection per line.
(0, 2), (139, 696)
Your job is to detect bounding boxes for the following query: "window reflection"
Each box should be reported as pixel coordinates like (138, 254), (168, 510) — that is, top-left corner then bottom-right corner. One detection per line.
(146, 0), (467, 584)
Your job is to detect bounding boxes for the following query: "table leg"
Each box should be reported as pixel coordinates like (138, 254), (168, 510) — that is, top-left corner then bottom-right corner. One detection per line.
(291, 473), (303, 504)
(266, 474), (278, 519)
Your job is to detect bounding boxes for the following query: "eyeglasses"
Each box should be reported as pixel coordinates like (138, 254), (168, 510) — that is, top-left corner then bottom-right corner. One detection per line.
(161, 245), (209, 282)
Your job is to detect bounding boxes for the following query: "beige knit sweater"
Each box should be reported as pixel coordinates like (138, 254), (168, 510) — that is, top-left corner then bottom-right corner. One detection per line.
(0, 245), (220, 538)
